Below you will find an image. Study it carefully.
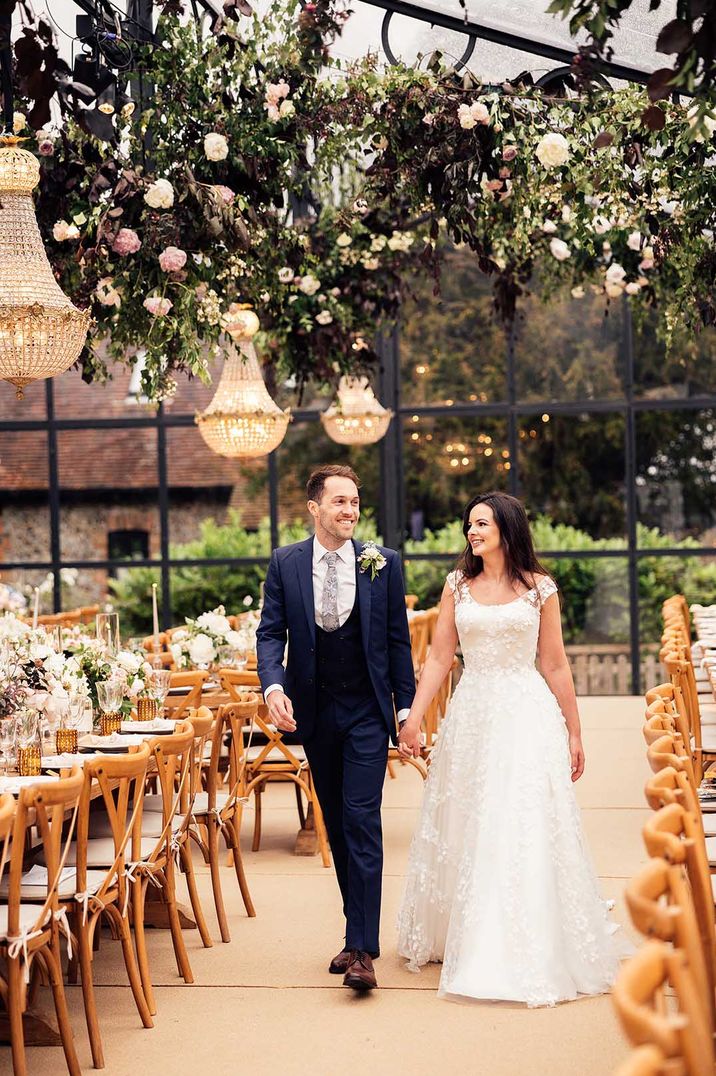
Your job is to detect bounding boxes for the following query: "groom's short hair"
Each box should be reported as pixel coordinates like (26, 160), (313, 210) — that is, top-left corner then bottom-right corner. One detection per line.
(306, 465), (361, 503)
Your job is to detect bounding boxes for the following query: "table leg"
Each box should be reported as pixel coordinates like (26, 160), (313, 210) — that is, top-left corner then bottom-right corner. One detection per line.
(141, 885), (197, 930)
(0, 1008), (61, 1047)
(294, 801), (319, 856)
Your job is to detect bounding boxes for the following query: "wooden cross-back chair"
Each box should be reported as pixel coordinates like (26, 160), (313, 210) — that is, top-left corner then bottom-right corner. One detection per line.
(641, 803), (716, 1020)
(625, 856), (715, 1032)
(659, 655), (716, 783)
(188, 699), (257, 942)
(164, 670), (209, 721)
(217, 671), (331, 869)
(0, 773), (83, 1076)
(612, 1044), (668, 1076)
(62, 744), (154, 1069)
(408, 609), (433, 679)
(613, 940), (713, 1076)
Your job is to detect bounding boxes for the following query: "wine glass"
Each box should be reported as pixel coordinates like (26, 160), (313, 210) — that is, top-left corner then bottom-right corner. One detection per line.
(96, 679), (124, 735)
(15, 706), (40, 775)
(148, 669), (172, 718)
(0, 717), (16, 775)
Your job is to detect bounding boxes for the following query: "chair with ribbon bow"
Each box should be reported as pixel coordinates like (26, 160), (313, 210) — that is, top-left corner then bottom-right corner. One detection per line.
(0, 772), (82, 1076)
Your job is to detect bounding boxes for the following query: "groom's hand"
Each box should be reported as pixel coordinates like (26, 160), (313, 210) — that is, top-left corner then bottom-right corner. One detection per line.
(398, 720), (421, 758)
(266, 690), (297, 733)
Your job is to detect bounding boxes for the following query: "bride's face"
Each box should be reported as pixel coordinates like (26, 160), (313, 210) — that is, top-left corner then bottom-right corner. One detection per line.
(466, 503), (501, 556)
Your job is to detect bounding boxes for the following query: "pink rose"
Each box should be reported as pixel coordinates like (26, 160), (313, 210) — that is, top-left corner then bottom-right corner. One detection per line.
(159, 246), (187, 272)
(502, 146), (517, 161)
(143, 296), (173, 316)
(38, 139), (54, 157)
(213, 184), (235, 205)
(112, 228), (141, 255)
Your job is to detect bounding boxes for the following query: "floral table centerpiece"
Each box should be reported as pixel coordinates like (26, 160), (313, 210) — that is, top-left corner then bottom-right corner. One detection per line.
(169, 605), (247, 670)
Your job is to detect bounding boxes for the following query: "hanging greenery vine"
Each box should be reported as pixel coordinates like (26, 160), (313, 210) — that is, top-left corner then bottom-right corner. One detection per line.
(10, 0), (716, 401)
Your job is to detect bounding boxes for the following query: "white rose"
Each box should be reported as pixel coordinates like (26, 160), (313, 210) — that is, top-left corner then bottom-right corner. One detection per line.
(549, 238), (570, 261)
(469, 101), (490, 125)
(627, 231), (642, 251)
(593, 215), (613, 235)
(188, 633), (216, 666)
(44, 652), (66, 677)
(541, 220), (558, 234)
(561, 205), (572, 222)
(278, 267), (294, 283)
(196, 611), (231, 636)
(170, 642), (185, 667)
(457, 104), (477, 130)
(336, 233), (352, 248)
(370, 236), (387, 252)
(279, 99), (295, 119)
(625, 281), (642, 295)
(570, 286), (585, 299)
(13, 111), (26, 134)
(204, 132), (229, 161)
(299, 274), (321, 295)
(605, 262), (626, 284)
(225, 630), (243, 649)
(129, 677), (145, 697)
(144, 178), (175, 209)
(535, 132), (570, 169)
(116, 649), (142, 674)
(315, 310), (333, 325)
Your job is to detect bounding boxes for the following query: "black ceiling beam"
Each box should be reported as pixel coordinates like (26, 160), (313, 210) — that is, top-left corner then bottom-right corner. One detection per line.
(359, 0), (653, 85)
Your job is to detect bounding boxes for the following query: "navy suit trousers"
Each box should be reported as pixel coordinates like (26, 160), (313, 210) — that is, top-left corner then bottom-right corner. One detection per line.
(304, 694), (389, 954)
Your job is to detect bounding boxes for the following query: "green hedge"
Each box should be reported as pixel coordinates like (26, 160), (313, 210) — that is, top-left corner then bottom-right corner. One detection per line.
(108, 510), (716, 643)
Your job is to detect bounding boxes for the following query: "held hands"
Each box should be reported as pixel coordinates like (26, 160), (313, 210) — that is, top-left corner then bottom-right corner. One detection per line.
(398, 718), (421, 759)
(267, 690), (297, 733)
(569, 733), (585, 782)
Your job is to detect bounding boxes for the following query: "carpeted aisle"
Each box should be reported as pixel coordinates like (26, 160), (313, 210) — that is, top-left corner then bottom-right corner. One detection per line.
(24, 696), (646, 1076)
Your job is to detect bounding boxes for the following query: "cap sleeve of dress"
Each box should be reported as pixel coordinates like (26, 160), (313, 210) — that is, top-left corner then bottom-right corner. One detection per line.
(446, 569), (465, 602)
(537, 576), (558, 602)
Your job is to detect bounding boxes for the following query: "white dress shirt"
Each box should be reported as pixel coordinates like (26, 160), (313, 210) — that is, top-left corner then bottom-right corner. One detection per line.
(265, 536), (410, 724)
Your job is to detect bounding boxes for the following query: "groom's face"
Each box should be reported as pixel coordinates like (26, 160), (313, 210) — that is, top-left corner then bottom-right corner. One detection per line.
(308, 476), (360, 544)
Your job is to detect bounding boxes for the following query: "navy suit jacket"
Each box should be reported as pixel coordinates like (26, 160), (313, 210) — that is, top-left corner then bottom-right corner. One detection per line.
(256, 537), (415, 743)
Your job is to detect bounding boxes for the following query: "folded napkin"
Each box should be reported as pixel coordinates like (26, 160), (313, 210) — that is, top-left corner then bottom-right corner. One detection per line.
(80, 733), (144, 749)
(0, 774), (60, 794)
(120, 718), (174, 733)
(20, 864), (75, 888)
(41, 753), (91, 769)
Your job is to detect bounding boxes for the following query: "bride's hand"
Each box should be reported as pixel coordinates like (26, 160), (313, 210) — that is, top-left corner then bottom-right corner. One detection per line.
(569, 734), (585, 782)
(398, 720), (421, 759)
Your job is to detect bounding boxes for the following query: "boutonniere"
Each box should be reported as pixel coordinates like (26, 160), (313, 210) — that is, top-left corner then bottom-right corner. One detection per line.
(357, 541), (387, 581)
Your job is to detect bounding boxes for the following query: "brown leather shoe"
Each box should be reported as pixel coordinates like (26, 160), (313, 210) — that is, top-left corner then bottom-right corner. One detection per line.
(343, 950), (377, 991)
(329, 947), (380, 974)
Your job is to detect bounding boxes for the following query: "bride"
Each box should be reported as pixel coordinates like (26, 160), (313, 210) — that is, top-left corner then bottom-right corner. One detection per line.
(396, 491), (621, 1007)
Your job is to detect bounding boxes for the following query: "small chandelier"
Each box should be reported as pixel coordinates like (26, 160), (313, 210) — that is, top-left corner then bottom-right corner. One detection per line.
(195, 307), (290, 458)
(0, 139), (89, 399)
(321, 376), (393, 445)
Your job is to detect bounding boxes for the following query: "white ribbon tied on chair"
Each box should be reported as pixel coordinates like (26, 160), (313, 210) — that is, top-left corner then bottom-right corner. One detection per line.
(53, 907), (73, 961)
(74, 890), (104, 928)
(7, 925), (46, 983)
(122, 861), (162, 918)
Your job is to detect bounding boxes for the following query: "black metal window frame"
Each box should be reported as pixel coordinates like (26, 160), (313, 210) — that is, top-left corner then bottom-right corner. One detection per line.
(1, 0), (714, 695)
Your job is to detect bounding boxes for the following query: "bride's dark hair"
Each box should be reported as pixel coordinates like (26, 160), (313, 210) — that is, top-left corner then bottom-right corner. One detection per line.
(456, 491), (552, 591)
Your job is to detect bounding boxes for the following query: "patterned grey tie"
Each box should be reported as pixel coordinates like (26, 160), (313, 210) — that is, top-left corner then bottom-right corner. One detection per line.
(322, 551), (340, 632)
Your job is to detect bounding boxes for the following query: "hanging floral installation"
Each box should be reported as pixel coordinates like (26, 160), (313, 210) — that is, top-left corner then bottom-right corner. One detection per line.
(10, 0), (716, 402)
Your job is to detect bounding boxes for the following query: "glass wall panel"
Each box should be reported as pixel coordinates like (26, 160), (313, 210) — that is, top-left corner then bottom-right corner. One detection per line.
(403, 557), (454, 610)
(53, 360), (149, 418)
(0, 431), (51, 562)
(277, 421), (381, 539)
(635, 408), (716, 544)
(168, 563), (267, 629)
(633, 316), (716, 400)
(166, 429), (270, 555)
(514, 287), (624, 402)
(517, 412), (627, 541)
(57, 428), (160, 564)
(401, 248), (507, 405)
(404, 415), (509, 535)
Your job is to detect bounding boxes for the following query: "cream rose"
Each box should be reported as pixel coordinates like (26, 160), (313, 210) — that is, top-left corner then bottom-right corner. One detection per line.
(204, 132), (229, 161)
(188, 633), (216, 666)
(144, 178), (175, 209)
(535, 132), (570, 169)
(549, 238), (570, 261)
(278, 267), (294, 283)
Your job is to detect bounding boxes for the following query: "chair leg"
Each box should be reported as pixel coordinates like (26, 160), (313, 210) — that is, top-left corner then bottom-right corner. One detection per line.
(45, 941), (81, 1076)
(7, 954), (28, 1076)
(208, 820), (230, 943)
(77, 921), (105, 1069)
(228, 814), (256, 918)
(251, 785), (263, 852)
(387, 759), (397, 779)
(163, 863), (194, 984)
(180, 841), (213, 947)
(132, 878), (157, 1016)
(105, 904), (154, 1030)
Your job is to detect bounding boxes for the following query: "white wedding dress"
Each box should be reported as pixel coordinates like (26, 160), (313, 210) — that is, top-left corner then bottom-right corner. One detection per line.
(397, 571), (621, 1007)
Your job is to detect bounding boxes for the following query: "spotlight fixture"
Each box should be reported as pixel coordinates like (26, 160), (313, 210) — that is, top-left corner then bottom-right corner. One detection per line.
(116, 90), (136, 119)
(96, 81), (116, 115)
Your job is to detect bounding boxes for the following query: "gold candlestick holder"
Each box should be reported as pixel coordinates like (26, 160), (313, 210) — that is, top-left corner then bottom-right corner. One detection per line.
(136, 697), (158, 722)
(17, 744), (41, 776)
(56, 728), (79, 754)
(100, 712), (122, 736)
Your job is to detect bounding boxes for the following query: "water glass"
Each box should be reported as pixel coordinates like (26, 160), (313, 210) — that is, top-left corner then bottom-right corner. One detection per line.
(0, 717), (16, 775)
(96, 612), (121, 656)
(15, 707), (40, 776)
(96, 679), (124, 714)
(148, 669), (172, 713)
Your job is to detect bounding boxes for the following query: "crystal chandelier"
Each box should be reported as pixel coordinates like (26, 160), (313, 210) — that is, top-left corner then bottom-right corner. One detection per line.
(0, 139), (90, 399)
(320, 376), (393, 445)
(195, 309), (290, 458)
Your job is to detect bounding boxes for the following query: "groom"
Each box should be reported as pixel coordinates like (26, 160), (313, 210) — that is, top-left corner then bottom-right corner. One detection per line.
(257, 464), (415, 991)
